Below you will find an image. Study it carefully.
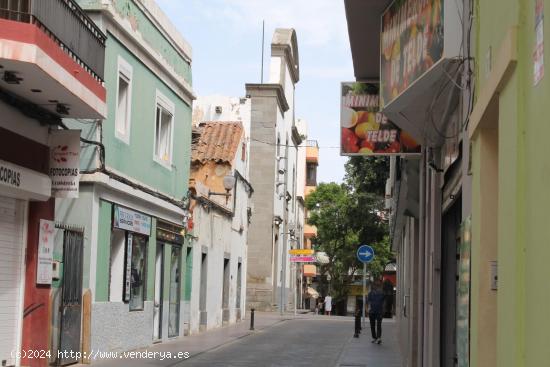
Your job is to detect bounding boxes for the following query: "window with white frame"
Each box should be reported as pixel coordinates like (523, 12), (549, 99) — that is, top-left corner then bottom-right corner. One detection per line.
(154, 91), (175, 167)
(115, 57), (132, 143)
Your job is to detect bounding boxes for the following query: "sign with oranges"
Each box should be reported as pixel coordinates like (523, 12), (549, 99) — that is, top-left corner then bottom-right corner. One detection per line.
(340, 82), (421, 156)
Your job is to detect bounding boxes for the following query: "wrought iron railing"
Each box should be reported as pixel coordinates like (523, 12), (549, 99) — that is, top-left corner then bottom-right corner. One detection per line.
(0, 0), (106, 82)
(306, 140), (319, 148)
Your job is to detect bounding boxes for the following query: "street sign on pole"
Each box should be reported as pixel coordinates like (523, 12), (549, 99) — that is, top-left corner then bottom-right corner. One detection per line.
(290, 255), (316, 263)
(357, 245), (375, 263)
(357, 245), (375, 328)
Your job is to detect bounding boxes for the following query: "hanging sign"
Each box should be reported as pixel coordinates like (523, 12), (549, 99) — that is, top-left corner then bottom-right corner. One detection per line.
(340, 82), (421, 156)
(380, 0), (444, 107)
(113, 205), (152, 236)
(37, 219), (55, 285)
(290, 255), (316, 263)
(289, 249), (314, 255)
(49, 129), (81, 198)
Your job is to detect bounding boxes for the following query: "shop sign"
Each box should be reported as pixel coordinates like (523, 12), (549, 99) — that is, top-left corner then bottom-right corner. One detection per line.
(157, 220), (185, 244)
(380, 0), (444, 107)
(0, 159), (51, 201)
(290, 255), (316, 263)
(114, 205), (151, 236)
(37, 219), (55, 285)
(340, 82), (421, 156)
(49, 129), (81, 198)
(289, 249), (314, 255)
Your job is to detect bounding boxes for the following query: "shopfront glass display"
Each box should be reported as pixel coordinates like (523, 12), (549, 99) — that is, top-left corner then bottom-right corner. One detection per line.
(129, 234), (147, 311)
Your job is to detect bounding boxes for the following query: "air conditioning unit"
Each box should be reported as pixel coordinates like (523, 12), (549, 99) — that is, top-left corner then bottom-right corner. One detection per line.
(215, 106), (223, 114)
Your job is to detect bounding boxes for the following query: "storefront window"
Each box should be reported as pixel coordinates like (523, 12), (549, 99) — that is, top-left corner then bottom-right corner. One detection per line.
(128, 234), (147, 311)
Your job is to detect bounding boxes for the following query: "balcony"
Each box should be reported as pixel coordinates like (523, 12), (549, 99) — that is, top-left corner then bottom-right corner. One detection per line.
(306, 140), (319, 164)
(0, 0), (106, 118)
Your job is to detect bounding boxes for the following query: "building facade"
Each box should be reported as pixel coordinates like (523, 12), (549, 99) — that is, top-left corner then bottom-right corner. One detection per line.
(54, 0), (194, 357)
(345, 0), (472, 366)
(188, 96), (253, 332)
(0, 0), (107, 365)
(246, 28), (305, 312)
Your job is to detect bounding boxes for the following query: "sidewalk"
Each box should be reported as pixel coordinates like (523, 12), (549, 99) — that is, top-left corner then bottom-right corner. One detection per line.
(336, 318), (402, 367)
(81, 311), (294, 367)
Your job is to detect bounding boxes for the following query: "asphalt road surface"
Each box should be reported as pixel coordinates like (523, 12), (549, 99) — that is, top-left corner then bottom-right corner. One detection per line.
(179, 317), (354, 367)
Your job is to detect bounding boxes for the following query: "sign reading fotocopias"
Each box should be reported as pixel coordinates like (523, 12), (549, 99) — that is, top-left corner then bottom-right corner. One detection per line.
(381, 0), (444, 107)
(340, 82), (421, 156)
(49, 129), (81, 198)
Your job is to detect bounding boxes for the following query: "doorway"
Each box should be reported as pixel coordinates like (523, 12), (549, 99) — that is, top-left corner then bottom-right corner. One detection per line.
(440, 196), (462, 367)
(168, 245), (181, 337)
(153, 243), (163, 341)
(58, 230), (84, 366)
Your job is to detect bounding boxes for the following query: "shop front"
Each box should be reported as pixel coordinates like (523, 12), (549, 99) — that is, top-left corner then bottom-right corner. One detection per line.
(92, 203), (154, 353)
(154, 220), (187, 341)
(0, 130), (52, 367)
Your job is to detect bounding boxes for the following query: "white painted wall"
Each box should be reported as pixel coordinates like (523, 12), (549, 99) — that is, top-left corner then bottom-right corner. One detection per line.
(187, 113), (251, 333)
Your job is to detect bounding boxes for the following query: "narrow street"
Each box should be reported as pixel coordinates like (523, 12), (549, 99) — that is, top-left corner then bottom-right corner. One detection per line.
(88, 313), (402, 367)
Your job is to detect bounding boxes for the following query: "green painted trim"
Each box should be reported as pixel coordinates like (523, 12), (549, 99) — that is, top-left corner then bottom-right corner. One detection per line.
(146, 219), (157, 302)
(184, 245), (193, 301)
(163, 243), (172, 302)
(95, 200), (113, 302)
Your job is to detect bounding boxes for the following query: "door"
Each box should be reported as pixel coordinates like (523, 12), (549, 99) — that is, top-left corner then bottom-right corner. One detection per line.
(58, 230), (84, 365)
(0, 197), (25, 367)
(168, 245), (181, 337)
(153, 243), (163, 340)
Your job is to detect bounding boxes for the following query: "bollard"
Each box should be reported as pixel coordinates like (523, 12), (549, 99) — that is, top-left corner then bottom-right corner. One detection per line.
(354, 312), (361, 338)
(250, 308), (255, 330)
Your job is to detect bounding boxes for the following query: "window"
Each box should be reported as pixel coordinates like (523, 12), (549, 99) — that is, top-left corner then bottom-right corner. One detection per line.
(306, 162), (317, 186)
(127, 233), (148, 311)
(154, 91), (175, 167)
(115, 57), (132, 143)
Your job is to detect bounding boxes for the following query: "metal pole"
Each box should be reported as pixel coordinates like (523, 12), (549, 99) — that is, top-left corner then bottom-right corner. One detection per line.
(294, 262), (297, 317)
(260, 20), (265, 83)
(250, 308), (255, 330)
(362, 262), (366, 327)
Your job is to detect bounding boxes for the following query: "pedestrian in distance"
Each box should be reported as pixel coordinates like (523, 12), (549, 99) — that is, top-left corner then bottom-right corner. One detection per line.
(367, 280), (385, 344)
(324, 294), (332, 316)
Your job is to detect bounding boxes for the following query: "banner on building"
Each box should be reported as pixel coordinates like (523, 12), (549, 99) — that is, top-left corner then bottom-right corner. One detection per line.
(114, 205), (152, 236)
(37, 219), (55, 285)
(380, 0), (444, 107)
(340, 82), (421, 156)
(49, 129), (81, 198)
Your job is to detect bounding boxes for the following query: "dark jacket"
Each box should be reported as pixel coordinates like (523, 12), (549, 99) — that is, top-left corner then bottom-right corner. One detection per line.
(367, 289), (385, 315)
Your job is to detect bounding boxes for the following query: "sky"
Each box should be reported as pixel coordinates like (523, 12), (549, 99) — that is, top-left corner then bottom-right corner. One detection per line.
(156, 0), (355, 183)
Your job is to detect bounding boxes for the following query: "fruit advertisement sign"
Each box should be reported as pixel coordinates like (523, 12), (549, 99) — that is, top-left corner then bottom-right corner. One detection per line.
(340, 82), (421, 156)
(380, 0), (444, 107)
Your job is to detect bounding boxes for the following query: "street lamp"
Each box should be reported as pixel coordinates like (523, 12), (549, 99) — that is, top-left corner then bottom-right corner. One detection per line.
(208, 174), (236, 204)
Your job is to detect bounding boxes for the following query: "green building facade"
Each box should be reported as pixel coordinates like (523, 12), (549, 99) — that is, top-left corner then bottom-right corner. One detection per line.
(469, 0), (550, 366)
(53, 0), (195, 355)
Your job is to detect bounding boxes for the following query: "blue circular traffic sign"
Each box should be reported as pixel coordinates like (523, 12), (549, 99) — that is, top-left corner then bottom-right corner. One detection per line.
(357, 245), (374, 263)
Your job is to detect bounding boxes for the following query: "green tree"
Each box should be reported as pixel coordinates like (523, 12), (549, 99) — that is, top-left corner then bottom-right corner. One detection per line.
(306, 157), (394, 313)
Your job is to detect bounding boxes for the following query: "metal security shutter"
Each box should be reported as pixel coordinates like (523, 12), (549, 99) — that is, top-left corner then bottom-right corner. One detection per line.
(0, 196), (24, 366)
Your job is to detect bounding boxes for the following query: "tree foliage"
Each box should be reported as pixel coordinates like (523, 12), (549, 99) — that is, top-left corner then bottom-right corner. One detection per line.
(306, 156), (393, 310)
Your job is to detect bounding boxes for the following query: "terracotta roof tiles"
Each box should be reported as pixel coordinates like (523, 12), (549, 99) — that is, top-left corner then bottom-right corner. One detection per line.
(191, 121), (244, 164)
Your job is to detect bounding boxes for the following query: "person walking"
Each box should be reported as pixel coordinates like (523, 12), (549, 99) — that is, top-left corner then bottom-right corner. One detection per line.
(324, 294), (332, 316)
(367, 280), (385, 344)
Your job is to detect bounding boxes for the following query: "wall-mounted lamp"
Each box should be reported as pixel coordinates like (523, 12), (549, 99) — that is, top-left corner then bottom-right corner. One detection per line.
(273, 216), (283, 226)
(208, 174), (236, 204)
